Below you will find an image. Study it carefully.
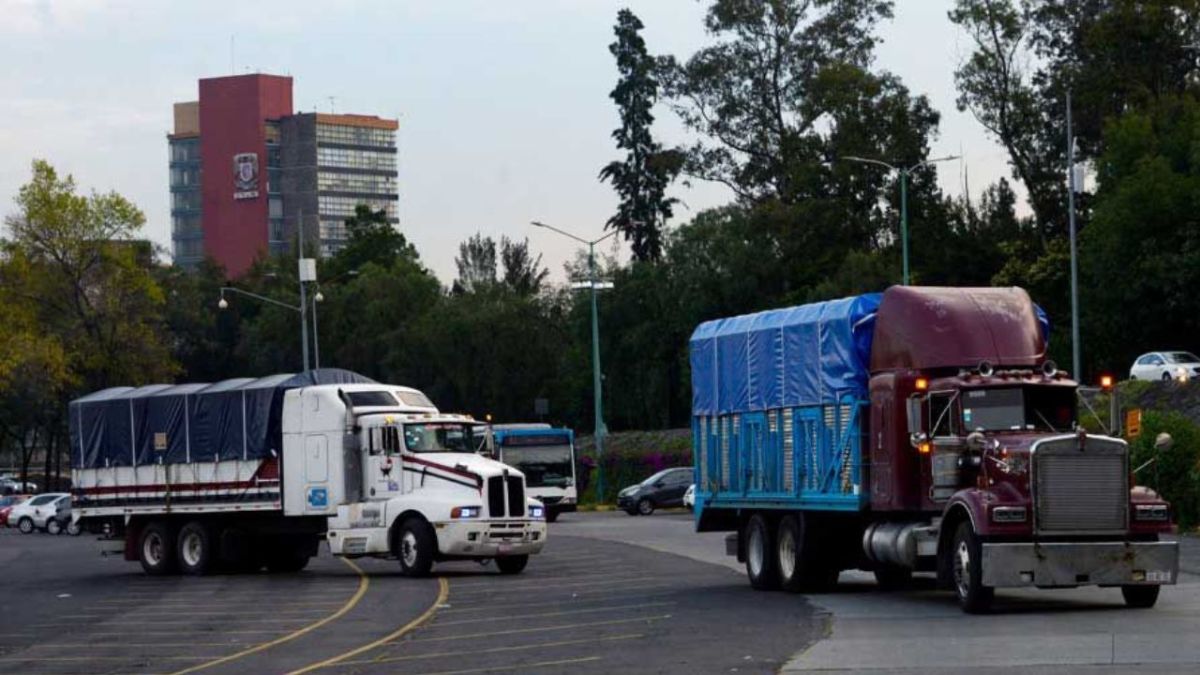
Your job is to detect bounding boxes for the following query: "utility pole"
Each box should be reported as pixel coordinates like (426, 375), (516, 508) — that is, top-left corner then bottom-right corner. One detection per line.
(1067, 89), (1082, 380)
(531, 221), (616, 501)
(842, 155), (961, 285)
(298, 211), (311, 372)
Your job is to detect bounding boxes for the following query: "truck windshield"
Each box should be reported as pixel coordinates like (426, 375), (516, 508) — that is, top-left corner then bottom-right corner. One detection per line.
(501, 444), (573, 488)
(961, 387), (1076, 432)
(403, 423), (479, 453)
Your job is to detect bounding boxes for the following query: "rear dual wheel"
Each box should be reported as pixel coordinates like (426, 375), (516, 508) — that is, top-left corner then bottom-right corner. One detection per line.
(139, 522), (177, 575)
(776, 514), (838, 593)
(178, 521), (216, 576)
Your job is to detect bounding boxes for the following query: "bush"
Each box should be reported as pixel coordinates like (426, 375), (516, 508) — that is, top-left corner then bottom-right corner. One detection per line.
(1129, 410), (1200, 529)
(575, 429), (692, 504)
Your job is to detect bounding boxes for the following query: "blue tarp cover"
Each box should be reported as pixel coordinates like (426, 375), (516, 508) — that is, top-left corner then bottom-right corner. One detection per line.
(70, 369), (376, 469)
(689, 294), (881, 415)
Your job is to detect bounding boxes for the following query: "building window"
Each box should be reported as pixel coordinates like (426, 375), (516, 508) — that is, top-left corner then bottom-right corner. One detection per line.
(317, 171), (397, 194)
(170, 139), (200, 163)
(269, 197), (283, 219)
(318, 195), (397, 219)
(316, 147), (397, 171)
(316, 124), (395, 148)
(170, 166), (200, 187)
(171, 190), (201, 211)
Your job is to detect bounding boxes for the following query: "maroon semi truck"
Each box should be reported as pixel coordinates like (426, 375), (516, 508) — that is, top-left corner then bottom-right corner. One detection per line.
(690, 286), (1178, 612)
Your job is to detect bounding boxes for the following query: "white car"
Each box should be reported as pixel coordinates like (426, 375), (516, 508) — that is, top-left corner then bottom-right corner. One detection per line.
(6, 493), (70, 534)
(683, 484), (695, 510)
(1130, 351), (1200, 382)
(0, 476), (37, 495)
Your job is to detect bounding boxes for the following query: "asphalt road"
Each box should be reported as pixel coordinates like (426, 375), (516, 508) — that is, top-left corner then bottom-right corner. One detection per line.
(0, 520), (823, 674)
(556, 510), (1200, 674)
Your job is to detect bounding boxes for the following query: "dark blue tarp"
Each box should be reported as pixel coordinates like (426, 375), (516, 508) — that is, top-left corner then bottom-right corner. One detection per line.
(70, 369), (377, 469)
(689, 294), (881, 415)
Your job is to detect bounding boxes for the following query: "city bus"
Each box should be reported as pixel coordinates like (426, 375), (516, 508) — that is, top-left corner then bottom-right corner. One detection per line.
(491, 425), (577, 522)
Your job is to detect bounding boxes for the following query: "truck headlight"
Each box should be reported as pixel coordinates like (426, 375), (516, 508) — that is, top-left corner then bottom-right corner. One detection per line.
(450, 506), (481, 518)
(529, 505), (545, 519)
(991, 506), (1027, 523)
(1134, 504), (1169, 521)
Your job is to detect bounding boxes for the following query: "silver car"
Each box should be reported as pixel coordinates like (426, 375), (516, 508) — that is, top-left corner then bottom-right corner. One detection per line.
(1130, 351), (1200, 382)
(6, 493), (70, 534)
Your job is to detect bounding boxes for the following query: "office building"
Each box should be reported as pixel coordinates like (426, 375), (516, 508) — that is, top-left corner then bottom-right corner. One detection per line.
(168, 74), (398, 275)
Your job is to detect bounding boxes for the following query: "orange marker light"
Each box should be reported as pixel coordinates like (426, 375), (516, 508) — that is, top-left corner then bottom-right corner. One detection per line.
(915, 377), (929, 391)
(918, 442), (932, 455)
(1099, 374), (1114, 391)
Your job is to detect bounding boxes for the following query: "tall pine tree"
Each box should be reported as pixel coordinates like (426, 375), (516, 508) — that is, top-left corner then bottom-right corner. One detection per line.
(599, 9), (681, 263)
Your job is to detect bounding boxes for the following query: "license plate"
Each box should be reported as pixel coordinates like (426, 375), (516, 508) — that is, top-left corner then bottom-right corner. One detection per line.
(498, 544), (512, 555)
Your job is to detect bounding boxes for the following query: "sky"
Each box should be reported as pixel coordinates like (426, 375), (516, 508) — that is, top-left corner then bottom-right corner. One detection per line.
(0, 0), (1018, 283)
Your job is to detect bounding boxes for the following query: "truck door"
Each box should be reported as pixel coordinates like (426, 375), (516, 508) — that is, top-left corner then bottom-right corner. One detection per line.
(363, 425), (404, 501)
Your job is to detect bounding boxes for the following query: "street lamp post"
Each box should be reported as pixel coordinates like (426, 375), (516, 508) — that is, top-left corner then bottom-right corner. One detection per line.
(217, 286), (322, 372)
(842, 154), (961, 285)
(531, 220), (616, 502)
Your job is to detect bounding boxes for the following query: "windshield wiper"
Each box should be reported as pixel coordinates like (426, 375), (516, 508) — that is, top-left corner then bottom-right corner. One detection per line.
(1034, 409), (1058, 432)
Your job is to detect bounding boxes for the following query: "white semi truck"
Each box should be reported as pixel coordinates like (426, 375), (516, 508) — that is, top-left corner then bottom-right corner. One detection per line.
(70, 370), (547, 576)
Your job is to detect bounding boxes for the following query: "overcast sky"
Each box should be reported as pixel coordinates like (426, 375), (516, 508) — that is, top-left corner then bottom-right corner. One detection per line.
(0, 0), (1017, 283)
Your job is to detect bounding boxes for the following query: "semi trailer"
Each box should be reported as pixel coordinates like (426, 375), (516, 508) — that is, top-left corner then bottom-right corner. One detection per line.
(690, 286), (1178, 612)
(70, 369), (547, 576)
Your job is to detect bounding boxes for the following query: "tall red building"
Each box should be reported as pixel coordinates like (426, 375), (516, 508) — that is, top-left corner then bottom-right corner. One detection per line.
(169, 74), (399, 277)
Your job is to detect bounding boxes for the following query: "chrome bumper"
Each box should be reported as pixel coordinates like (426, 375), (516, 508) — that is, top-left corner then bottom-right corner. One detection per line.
(436, 520), (547, 557)
(981, 541), (1179, 588)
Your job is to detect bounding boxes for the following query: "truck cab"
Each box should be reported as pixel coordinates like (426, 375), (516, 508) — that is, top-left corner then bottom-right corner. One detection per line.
(293, 390), (546, 576)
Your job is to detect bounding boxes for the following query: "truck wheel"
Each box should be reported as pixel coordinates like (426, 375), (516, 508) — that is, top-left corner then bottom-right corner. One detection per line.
(66, 520), (82, 536)
(950, 521), (993, 613)
(777, 515), (837, 593)
(397, 517), (436, 577)
(637, 498), (655, 516)
(495, 555), (529, 575)
(874, 566), (913, 591)
(46, 519), (62, 535)
(18, 517), (34, 534)
(139, 522), (177, 575)
(1121, 585), (1160, 608)
(177, 521), (216, 576)
(745, 514), (780, 591)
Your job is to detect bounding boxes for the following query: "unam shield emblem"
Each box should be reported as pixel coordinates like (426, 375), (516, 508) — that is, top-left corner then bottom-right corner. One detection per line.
(233, 152), (258, 191)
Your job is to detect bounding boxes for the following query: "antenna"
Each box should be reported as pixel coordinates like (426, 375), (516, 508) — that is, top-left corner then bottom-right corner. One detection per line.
(327, 96), (337, 114)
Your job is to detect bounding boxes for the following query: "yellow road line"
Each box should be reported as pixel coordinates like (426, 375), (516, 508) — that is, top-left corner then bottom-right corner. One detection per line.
(412, 655), (602, 675)
(287, 576), (450, 674)
(165, 558), (369, 675)
(332, 633), (641, 666)
(404, 614), (672, 644)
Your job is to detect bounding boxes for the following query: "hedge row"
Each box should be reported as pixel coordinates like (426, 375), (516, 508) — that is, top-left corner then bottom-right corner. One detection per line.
(574, 429), (692, 504)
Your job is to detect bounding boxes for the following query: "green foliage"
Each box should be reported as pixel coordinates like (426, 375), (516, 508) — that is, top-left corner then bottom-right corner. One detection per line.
(575, 429), (692, 504)
(599, 8), (681, 262)
(1129, 410), (1200, 528)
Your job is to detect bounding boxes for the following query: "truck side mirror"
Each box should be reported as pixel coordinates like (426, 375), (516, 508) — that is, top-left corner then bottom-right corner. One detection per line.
(906, 395), (923, 436)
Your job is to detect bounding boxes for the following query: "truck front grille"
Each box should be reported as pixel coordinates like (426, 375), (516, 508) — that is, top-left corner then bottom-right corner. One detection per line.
(487, 476), (505, 517)
(507, 476), (525, 517)
(1034, 436), (1128, 533)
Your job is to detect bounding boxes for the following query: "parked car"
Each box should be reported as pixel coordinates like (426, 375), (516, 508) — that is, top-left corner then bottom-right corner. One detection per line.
(1130, 351), (1200, 381)
(617, 467), (693, 516)
(0, 494), (31, 527)
(683, 484), (695, 510)
(0, 476), (37, 495)
(6, 493), (70, 534)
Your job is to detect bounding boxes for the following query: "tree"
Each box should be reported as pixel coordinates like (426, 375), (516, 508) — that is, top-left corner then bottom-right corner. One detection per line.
(499, 236), (549, 296)
(453, 233), (498, 294)
(599, 8), (682, 262)
(327, 204), (417, 279)
(1, 160), (175, 487)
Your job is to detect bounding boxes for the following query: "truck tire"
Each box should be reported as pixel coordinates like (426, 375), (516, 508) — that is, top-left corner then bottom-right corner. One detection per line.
(495, 555), (529, 575)
(744, 514), (780, 591)
(397, 517), (436, 577)
(1121, 585), (1160, 608)
(177, 521), (216, 576)
(949, 521), (993, 613)
(66, 520), (82, 536)
(777, 514), (838, 593)
(139, 522), (177, 575)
